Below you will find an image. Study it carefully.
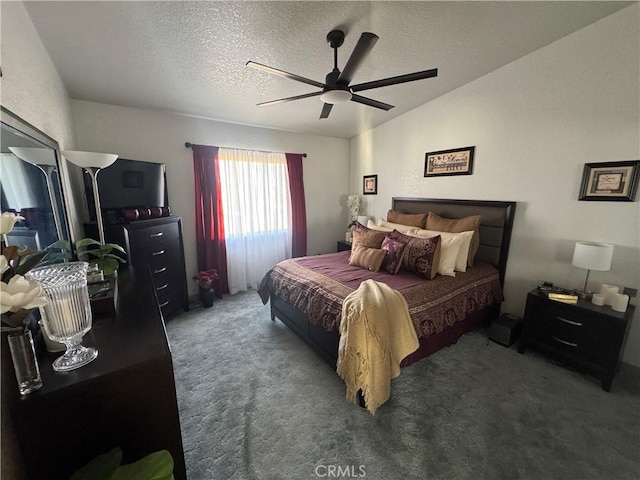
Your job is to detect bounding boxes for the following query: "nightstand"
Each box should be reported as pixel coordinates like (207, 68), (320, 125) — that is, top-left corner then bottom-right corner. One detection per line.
(518, 289), (635, 392)
(337, 240), (352, 252)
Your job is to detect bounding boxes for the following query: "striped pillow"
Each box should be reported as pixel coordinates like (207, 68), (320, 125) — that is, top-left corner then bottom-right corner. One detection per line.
(348, 245), (387, 272)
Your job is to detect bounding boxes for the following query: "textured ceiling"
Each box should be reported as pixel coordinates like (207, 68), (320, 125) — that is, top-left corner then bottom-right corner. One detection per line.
(24, 1), (630, 139)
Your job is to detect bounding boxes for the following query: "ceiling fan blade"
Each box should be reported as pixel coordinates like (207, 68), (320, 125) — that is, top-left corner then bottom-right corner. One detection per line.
(246, 61), (325, 89)
(350, 68), (438, 92)
(337, 32), (379, 86)
(350, 94), (394, 111)
(320, 103), (333, 119)
(257, 91), (322, 107)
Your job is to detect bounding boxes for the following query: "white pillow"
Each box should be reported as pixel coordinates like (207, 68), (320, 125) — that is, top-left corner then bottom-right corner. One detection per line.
(376, 219), (419, 235)
(366, 219), (393, 232)
(410, 229), (473, 272)
(435, 235), (466, 277)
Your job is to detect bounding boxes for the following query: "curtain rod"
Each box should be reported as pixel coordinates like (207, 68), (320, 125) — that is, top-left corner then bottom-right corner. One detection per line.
(185, 142), (307, 158)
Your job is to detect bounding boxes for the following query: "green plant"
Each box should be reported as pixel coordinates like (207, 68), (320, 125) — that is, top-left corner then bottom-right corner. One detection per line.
(75, 238), (126, 276)
(70, 446), (174, 480)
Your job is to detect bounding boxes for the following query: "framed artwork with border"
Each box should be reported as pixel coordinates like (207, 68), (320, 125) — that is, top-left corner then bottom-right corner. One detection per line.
(363, 174), (378, 195)
(578, 160), (640, 201)
(424, 146), (475, 177)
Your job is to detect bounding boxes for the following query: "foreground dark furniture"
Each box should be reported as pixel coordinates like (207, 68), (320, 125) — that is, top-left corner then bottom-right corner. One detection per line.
(1, 267), (186, 480)
(269, 197), (517, 368)
(518, 289), (635, 391)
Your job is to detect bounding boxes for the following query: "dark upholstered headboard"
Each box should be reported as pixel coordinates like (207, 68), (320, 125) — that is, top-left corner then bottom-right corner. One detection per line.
(391, 198), (516, 287)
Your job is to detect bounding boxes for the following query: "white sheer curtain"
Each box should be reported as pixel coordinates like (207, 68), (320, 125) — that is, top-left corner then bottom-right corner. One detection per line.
(218, 148), (292, 294)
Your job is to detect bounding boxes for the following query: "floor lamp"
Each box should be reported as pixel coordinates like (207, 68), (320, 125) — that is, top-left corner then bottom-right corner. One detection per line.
(62, 151), (118, 244)
(8, 147), (65, 242)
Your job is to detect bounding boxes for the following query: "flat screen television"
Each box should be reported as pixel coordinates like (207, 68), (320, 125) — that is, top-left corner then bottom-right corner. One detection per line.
(84, 158), (168, 223)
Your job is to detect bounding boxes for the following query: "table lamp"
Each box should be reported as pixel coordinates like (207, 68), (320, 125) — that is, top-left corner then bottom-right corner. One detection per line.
(8, 147), (65, 241)
(571, 241), (614, 298)
(62, 151), (118, 244)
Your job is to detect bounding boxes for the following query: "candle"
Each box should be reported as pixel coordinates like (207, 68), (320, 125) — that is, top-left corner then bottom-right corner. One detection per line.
(611, 293), (629, 313)
(591, 293), (605, 306)
(599, 284), (620, 306)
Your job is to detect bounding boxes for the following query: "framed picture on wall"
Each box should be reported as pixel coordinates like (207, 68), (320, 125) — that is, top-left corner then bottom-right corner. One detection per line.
(363, 174), (378, 195)
(424, 146), (475, 177)
(578, 160), (640, 201)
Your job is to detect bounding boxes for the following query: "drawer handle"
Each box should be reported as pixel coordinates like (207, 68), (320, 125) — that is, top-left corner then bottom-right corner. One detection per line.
(159, 300), (170, 308)
(152, 250), (165, 256)
(156, 283), (169, 291)
(557, 316), (582, 327)
(154, 267), (167, 274)
(553, 336), (578, 348)
(150, 232), (164, 238)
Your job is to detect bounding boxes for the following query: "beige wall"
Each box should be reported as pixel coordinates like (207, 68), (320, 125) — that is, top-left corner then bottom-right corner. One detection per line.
(0, 1), (85, 240)
(349, 5), (640, 366)
(70, 100), (350, 296)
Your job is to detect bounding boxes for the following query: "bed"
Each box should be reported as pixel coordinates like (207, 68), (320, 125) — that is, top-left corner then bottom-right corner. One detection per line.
(258, 198), (516, 369)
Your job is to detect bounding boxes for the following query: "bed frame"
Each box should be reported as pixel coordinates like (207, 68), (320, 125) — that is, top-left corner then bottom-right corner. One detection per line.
(270, 198), (517, 368)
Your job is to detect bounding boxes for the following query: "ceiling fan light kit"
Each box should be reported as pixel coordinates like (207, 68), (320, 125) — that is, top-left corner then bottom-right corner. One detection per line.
(247, 29), (438, 119)
(320, 89), (352, 104)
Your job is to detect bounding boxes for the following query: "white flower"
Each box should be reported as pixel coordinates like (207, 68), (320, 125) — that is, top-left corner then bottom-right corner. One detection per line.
(0, 212), (25, 236)
(0, 255), (8, 276)
(0, 275), (48, 314)
(347, 194), (360, 221)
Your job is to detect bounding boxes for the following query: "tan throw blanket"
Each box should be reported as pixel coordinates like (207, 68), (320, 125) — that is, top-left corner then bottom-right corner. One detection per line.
(336, 279), (419, 414)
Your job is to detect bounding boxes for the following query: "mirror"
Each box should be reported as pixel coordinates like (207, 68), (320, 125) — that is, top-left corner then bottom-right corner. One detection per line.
(0, 106), (70, 252)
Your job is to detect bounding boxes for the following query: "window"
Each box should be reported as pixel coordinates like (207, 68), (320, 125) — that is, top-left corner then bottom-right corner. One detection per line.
(218, 148), (291, 293)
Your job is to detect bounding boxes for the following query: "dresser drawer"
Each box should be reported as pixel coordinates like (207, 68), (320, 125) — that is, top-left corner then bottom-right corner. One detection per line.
(126, 221), (180, 249)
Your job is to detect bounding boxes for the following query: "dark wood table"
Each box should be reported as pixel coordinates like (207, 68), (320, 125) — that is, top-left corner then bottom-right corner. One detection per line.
(1, 267), (186, 479)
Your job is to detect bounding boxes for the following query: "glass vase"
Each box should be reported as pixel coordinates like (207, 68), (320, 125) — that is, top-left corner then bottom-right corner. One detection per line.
(8, 330), (43, 395)
(26, 261), (98, 372)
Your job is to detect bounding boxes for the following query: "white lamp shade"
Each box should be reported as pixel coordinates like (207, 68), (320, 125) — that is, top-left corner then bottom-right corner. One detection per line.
(62, 150), (118, 169)
(8, 147), (57, 167)
(357, 215), (369, 226)
(572, 241), (614, 271)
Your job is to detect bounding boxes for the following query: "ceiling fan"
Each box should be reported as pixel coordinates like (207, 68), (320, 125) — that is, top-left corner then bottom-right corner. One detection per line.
(246, 30), (438, 119)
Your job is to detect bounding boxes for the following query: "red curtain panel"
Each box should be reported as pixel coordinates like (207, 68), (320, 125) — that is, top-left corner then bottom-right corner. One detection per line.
(285, 153), (308, 258)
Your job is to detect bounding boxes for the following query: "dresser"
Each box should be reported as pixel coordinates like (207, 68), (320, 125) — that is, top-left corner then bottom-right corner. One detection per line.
(518, 289), (635, 391)
(105, 217), (188, 317)
(1, 268), (187, 479)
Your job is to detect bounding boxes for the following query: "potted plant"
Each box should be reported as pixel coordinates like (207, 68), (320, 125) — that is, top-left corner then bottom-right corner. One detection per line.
(44, 237), (127, 278)
(192, 269), (219, 308)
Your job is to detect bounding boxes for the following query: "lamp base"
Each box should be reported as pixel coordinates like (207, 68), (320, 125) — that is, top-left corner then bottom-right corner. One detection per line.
(573, 289), (592, 300)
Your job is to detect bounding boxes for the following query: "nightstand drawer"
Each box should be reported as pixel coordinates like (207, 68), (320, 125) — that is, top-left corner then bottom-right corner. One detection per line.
(527, 299), (606, 359)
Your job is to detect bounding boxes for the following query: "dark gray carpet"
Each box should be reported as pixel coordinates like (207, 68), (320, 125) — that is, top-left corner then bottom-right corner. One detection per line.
(165, 291), (640, 480)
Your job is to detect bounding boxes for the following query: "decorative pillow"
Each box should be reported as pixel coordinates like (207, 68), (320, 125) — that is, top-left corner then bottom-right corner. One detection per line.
(410, 229), (474, 272)
(380, 235), (408, 274)
(366, 219), (393, 232)
(435, 235), (466, 277)
(386, 230), (440, 280)
(377, 219), (420, 235)
(351, 223), (386, 249)
(386, 210), (428, 229)
(348, 245), (387, 272)
(426, 213), (481, 266)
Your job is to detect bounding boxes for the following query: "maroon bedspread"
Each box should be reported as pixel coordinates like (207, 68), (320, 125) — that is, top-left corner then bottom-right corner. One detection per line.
(258, 251), (503, 338)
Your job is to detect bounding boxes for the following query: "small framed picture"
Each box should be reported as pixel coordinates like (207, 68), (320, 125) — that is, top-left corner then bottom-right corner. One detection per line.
(579, 160), (640, 201)
(424, 146), (475, 177)
(363, 174), (377, 195)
